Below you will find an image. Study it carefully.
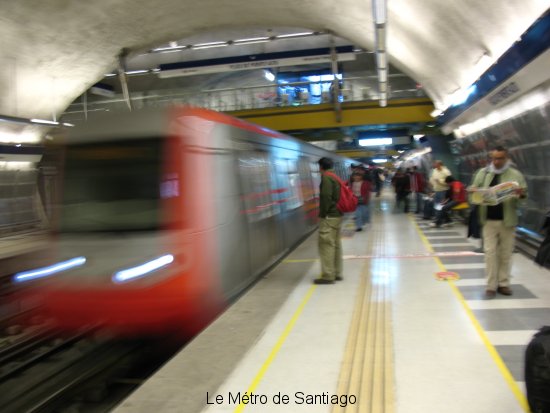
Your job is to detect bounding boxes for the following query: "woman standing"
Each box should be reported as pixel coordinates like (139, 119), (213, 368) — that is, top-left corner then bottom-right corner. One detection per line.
(349, 172), (372, 231)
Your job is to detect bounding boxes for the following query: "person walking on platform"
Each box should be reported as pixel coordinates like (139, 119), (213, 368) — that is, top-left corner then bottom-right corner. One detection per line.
(349, 172), (372, 231)
(410, 166), (426, 214)
(470, 146), (527, 298)
(429, 160), (451, 205)
(391, 168), (410, 213)
(315, 157), (343, 285)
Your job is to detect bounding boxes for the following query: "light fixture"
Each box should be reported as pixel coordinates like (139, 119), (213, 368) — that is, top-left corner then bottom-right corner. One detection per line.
(430, 109), (443, 117)
(359, 138), (392, 147)
(276, 32), (315, 39)
(373, 0), (387, 25)
(13, 257), (87, 283)
(264, 69), (275, 82)
(113, 254), (174, 283)
(30, 118), (59, 125)
(192, 42), (228, 50)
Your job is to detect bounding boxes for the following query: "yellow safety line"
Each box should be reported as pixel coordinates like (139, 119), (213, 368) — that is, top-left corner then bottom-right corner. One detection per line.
(411, 217), (530, 412)
(232, 284), (317, 413)
(332, 227), (395, 413)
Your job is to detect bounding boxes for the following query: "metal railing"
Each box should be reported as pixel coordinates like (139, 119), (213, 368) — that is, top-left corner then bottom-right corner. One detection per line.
(62, 75), (427, 121)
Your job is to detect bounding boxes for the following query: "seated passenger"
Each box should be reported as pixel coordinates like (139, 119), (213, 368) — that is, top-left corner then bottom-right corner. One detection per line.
(430, 175), (466, 228)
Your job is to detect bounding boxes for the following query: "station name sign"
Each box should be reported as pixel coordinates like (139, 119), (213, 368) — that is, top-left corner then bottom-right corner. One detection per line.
(159, 46), (356, 78)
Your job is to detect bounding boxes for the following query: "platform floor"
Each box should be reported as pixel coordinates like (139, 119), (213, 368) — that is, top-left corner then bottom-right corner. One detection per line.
(115, 195), (550, 413)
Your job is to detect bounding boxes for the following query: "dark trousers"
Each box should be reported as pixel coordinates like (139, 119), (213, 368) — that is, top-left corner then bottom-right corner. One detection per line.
(395, 192), (409, 213)
(435, 200), (459, 226)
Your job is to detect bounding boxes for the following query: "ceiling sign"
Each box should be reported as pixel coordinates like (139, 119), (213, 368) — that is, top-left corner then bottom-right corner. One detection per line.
(159, 46), (356, 78)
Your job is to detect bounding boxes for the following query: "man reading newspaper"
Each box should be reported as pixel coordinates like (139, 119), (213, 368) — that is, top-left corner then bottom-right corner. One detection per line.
(469, 146), (527, 299)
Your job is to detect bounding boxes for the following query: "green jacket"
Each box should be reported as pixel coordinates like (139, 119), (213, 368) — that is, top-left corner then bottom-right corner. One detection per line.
(471, 166), (527, 227)
(319, 170), (342, 218)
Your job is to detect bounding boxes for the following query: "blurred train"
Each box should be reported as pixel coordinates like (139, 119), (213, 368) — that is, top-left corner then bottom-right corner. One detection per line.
(14, 106), (354, 337)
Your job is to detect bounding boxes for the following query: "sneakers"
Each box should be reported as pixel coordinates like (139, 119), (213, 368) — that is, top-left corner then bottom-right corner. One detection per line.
(497, 286), (513, 296)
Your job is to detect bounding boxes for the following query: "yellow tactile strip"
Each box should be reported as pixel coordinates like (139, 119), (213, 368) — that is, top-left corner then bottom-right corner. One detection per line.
(332, 220), (395, 413)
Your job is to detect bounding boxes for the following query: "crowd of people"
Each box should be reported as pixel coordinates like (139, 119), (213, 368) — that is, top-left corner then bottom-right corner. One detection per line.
(315, 147), (528, 300)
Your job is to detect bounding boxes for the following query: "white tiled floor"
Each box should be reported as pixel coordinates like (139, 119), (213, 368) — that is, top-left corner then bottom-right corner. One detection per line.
(116, 195), (549, 413)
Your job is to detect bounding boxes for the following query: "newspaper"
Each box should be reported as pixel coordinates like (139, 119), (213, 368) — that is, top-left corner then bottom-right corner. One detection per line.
(467, 181), (520, 206)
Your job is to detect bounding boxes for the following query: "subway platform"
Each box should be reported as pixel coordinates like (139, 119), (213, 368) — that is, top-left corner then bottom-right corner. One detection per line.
(114, 194), (550, 413)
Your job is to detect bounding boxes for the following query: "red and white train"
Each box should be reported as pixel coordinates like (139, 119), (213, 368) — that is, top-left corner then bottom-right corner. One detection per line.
(15, 107), (353, 337)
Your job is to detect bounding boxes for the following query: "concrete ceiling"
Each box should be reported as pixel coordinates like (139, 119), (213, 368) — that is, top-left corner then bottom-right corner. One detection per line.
(0, 0), (548, 142)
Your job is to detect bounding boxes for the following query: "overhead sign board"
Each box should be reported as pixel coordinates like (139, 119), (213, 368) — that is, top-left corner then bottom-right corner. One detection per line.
(159, 46), (356, 78)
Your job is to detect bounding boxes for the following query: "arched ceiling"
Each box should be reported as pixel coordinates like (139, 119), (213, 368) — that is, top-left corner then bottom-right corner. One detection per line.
(0, 0), (548, 141)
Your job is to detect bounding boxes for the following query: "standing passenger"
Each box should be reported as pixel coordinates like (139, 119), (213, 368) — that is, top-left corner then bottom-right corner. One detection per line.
(349, 172), (372, 231)
(430, 160), (451, 205)
(315, 157), (343, 284)
(470, 146), (527, 298)
(392, 168), (410, 213)
(410, 166), (426, 214)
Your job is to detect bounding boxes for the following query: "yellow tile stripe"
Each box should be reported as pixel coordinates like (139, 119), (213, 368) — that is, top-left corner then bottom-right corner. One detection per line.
(411, 217), (530, 412)
(332, 224), (395, 413)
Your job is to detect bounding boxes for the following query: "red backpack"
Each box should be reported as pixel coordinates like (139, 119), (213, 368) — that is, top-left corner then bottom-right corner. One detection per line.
(451, 181), (467, 203)
(323, 172), (358, 213)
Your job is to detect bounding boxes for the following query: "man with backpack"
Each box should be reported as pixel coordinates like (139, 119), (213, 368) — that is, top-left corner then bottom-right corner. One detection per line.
(315, 157), (344, 285)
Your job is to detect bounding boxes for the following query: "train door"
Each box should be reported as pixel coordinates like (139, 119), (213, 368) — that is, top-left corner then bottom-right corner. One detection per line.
(237, 149), (285, 278)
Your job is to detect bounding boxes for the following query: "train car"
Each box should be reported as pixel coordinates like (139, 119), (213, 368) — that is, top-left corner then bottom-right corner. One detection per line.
(13, 106), (354, 337)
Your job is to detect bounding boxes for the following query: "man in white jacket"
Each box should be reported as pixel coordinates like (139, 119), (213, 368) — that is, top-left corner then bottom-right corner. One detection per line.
(429, 160), (451, 204)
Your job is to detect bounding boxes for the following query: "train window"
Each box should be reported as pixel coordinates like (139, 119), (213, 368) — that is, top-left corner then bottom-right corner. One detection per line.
(285, 159), (304, 210)
(310, 162), (321, 199)
(59, 139), (163, 232)
(297, 157), (315, 204)
(238, 151), (276, 222)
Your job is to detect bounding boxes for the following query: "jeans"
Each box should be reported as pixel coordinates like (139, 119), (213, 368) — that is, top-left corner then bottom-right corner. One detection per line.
(355, 203), (370, 228)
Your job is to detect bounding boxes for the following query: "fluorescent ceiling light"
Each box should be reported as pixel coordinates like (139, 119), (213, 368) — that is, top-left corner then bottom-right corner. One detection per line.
(430, 109), (443, 117)
(30, 118), (59, 125)
(359, 138), (392, 147)
(113, 254), (174, 283)
(264, 69), (275, 82)
(125, 70), (149, 75)
(13, 257), (86, 282)
(233, 39), (270, 45)
(372, 158), (387, 163)
(192, 42), (228, 49)
(373, 0), (387, 24)
(152, 46), (187, 52)
(276, 32), (314, 39)
(413, 134), (425, 140)
(235, 36), (270, 43)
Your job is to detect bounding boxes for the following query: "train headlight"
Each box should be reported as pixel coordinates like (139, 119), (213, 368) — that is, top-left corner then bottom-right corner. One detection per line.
(112, 254), (174, 283)
(13, 257), (87, 283)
